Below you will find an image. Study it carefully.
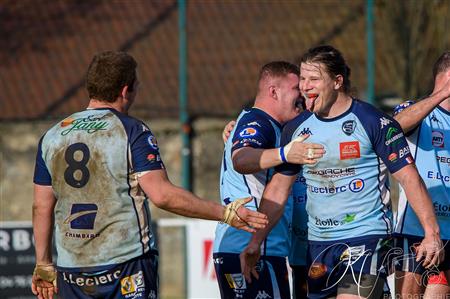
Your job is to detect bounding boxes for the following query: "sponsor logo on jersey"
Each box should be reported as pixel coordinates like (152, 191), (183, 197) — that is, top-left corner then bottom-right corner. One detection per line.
(246, 121), (261, 127)
(306, 167), (355, 178)
(388, 153), (398, 162)
(147, 153), (161, 163)
(432, 131), (445, 148)
(239, 127), (257, 138)
(436, 155), (450, 166)
(147, 135), (159, 149)
(225, 273), (246, 290)
(239, 138), (262, 147)
(399, 146), (410, 158)
(314, 214), (356, 227)
(340, 245), (367, 264)
(427, 171), (450, 182)
(307, 178), (365, 194)
(434, 203), (450, 217)
(121, 271), (145, 296)
(385, 127), (404, 146)
(308, 263), (327, 279)
(342, 120), (357, 135)
(380, 117), (392, 129)
(289, 224), (307, 238)
(64, 203), (98, 230)
(349, 178), (365, 192)
(61, 115), (109, 136)
(339, 141), (360, 160)
(62, 270), (121, 286)
(300, 127), (313, 136)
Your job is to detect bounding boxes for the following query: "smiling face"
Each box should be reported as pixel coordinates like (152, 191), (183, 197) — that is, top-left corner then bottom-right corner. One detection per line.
(300, 62), (342, 115)
(275, 73), (303, 122)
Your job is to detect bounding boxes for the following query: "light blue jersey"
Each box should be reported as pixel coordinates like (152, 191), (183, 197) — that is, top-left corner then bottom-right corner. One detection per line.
(214, 108), (293, 257)
(278, 99), (413, 241)
(394, 103), (450, 240)
(34, 108), (162, 269)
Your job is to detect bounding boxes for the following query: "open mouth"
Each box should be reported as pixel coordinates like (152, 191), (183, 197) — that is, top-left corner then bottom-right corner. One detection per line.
(304, 93), (318, 110)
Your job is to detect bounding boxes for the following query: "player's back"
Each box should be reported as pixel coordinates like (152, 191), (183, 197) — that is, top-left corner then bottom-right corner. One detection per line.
(37, 108), (157, 269)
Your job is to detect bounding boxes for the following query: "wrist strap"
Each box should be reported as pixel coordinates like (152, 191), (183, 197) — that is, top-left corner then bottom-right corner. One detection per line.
(279, 147), (287, 163)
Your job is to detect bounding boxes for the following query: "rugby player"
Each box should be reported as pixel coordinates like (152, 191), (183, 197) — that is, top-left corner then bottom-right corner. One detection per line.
(31, 51), (268, 299)
(240, 45), (443, 299)
(214, 61), (325, 299)
(393, 51), (450, 298)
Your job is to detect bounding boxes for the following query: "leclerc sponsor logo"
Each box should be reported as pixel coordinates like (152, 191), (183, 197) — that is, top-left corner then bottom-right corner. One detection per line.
(307, 178), (365, 194)
(239, 127), (257, 138)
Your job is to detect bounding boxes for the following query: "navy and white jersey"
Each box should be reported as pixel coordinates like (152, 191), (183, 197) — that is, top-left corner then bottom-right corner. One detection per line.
(277, 99), (413, 241)
(214, 108), (293, 257)
(394, 102), (450, 240)
(34, 108), (163, 269)
(288, 175), (308, 266)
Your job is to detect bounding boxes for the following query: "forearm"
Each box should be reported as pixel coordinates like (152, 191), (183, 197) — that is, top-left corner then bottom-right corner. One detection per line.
(396, 168), (440, 237)
(233, 148), (281, 174)
(395, 89), (448, 134)
(156, 185), (224, 220)
(32, 185), (56, 264)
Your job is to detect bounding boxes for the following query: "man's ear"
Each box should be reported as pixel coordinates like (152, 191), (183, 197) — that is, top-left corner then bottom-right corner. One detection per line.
(269, 85), (278, 100)
(120, 85), (129, 99)
(334, 75), (344, 90)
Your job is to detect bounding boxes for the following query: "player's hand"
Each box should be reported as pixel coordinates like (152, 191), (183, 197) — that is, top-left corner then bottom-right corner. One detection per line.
(222, 120), (236, 143)
(223, 197), (268, 233)
(415, 236), (444, 268)
(282, 134), (325, 164)
(240, 243), (261, 283)
(31, 264), (57, 299)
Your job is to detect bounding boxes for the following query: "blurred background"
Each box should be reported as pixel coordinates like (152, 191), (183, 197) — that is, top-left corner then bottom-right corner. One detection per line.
(0, 0), (449, 298)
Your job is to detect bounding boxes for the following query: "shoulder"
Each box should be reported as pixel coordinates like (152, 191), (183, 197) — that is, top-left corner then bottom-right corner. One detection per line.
(283, 111), (313, 135)
(352, 99), (398, 126)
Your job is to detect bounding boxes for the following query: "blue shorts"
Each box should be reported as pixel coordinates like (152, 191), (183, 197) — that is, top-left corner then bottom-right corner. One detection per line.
(57, 251), (158, 299)
(394, 236), (450, 274)
(213, 253), (290, 299)
(307, 236), (392, 299)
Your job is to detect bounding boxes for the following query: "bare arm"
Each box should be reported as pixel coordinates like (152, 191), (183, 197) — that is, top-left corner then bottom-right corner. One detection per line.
(394, 76), (450, 134)
(240, 173), (296, 282)
(32, 184), (57, 299)
(138, 169), (268, 232)
(232, 135), (325, 174)
(392, 164), (443, 267)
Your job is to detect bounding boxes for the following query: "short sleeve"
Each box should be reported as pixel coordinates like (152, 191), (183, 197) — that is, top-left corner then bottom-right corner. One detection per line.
(130, 123), (165, 172)
(231, 117), (276, 154)
(33, 135), (52, 185)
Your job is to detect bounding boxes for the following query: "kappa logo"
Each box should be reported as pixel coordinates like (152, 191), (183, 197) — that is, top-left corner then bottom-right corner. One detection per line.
(225, 273), (247, 290)
(380, 117), (392, 129)
(339, 141), (360, 160)
(64, 204), (98, 229)
(255, 291), (272, 299)
(432, 131), (445, 148)
(430, 114), (440, 123)
(300, 127), (313, 136)
(342, 120), (357, 135)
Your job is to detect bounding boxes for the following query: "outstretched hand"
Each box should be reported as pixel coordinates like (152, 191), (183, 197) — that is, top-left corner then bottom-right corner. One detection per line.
(31, 264), (57, 299)
(240, 244), (261, 283)
(224, 197), (268, 233)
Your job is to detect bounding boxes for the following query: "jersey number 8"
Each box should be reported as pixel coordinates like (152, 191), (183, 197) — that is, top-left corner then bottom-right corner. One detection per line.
(64, 143), (90, 188)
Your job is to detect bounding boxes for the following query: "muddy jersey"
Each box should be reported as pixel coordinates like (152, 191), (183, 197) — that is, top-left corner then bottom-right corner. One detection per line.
(214, 108), (293, 257)
(394, 102), (450, 240)
(277, 99), (414, 241)
(33, 108), (163, 269)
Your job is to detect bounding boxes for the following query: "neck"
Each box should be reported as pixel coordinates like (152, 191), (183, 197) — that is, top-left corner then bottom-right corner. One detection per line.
(253, 99), (283, 124)
(317, 93), (352, 118)
(439, 98), (450, 111)
(87, 99), (127, 114)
